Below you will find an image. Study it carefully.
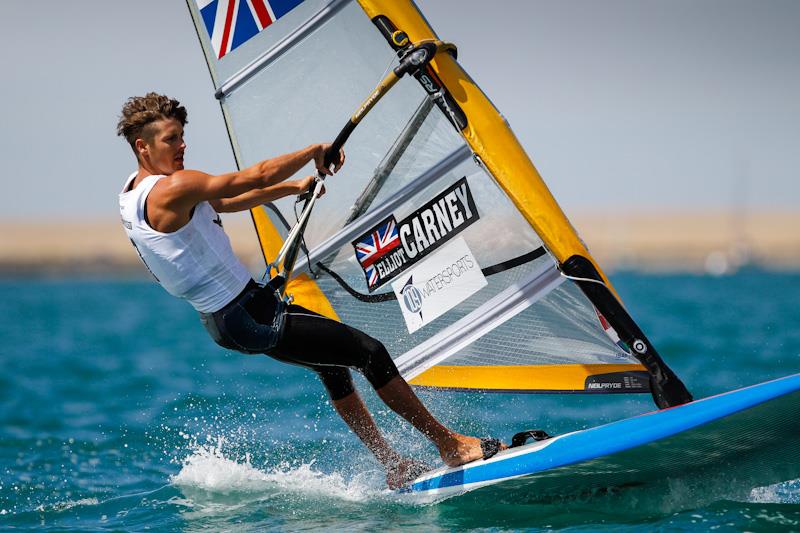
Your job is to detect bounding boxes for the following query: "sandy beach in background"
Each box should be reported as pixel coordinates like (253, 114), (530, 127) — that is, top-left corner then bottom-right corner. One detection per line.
(1, 211), (798, 276)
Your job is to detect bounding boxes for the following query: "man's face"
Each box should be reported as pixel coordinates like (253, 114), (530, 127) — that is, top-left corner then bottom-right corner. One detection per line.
(138, 118), (185, 174)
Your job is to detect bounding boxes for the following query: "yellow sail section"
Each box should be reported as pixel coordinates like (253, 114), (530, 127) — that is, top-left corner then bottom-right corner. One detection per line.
(249, 206), (340, 320)
(410, 364), (647, 392)
(356, 0), (617, 296)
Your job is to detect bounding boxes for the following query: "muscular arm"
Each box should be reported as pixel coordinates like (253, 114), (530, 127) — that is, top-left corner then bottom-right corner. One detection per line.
(169, 144), (321, 206)
(146, 144), (340, 232)
(209, 177), (312, 213)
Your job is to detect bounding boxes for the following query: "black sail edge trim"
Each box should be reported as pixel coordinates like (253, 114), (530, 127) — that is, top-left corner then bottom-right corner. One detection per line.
(561, 254), (693, 408)
(312, 246), (547, 304)
(480, 247), (546, 276)
(316, 262), (396, 303)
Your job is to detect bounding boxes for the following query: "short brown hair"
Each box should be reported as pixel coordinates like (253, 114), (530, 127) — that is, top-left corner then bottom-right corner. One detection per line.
(116, 92), (188, 154)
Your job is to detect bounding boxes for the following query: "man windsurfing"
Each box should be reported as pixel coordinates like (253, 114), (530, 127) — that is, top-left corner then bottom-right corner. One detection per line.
(117, 92), (503, 488)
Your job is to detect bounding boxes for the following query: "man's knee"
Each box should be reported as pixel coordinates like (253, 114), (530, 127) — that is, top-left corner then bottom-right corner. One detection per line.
(360, 337), (399, 390)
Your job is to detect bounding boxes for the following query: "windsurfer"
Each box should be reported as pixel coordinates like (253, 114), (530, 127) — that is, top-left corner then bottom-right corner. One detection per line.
(116, 92), (503, 488)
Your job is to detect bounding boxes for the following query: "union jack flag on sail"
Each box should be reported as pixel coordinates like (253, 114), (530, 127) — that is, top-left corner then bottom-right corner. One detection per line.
(195, 0), (305, 59)
(354, 217), (401, 289)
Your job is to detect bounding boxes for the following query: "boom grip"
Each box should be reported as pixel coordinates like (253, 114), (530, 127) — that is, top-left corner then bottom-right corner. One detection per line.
(298, 124), (350, 202)
(323, 120), (357, 170)
(299, 120), (357, 201)
(322, 144), (341, 170)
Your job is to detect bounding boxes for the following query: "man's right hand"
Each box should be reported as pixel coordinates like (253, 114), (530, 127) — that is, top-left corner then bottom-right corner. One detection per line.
(296, 175), (325, 198)
(312, 143), (346, 176)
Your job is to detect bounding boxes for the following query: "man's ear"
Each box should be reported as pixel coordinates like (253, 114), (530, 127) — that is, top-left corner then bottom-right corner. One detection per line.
(135, 138), (148, 159)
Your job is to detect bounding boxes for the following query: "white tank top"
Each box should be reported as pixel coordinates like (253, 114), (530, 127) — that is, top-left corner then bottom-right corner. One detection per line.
(119, 172), (251, 313)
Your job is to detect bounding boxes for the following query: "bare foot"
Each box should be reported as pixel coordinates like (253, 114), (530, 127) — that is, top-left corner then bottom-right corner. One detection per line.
(385, 457), (431, 489)
(439, 433), (508, 467)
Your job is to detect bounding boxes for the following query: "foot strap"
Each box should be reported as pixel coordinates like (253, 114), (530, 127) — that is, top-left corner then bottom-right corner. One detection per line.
(511, 429), (552, 448)
(480, 437), (503, 460)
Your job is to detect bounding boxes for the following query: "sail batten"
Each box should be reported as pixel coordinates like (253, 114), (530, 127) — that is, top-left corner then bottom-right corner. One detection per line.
(346, 97), (435, 224)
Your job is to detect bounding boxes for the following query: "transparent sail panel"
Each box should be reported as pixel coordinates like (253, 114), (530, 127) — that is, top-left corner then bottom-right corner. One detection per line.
(186, 0), (648, 393)
(362, 100), (462, 208)
(314, 249), (553, 358)
(217, 3), (456, 247)
(444, 281), (631, 367)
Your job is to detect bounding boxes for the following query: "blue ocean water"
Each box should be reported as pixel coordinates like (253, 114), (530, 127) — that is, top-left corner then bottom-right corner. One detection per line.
(1, 271), (798, 531)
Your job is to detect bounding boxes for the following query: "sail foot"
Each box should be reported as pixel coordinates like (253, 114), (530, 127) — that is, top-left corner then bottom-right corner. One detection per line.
(562, 255), (693, 409)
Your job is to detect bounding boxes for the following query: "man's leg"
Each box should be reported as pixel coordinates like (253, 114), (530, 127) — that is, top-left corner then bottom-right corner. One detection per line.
(320, 368), (488, 470)
(269, 306), (496, 475)
(312, 365), (429, 488)
(375, 375), (489, 467)
(329, 388), (429, 488)
(312, 366), (395, 462)
(330, 389), (396, 464)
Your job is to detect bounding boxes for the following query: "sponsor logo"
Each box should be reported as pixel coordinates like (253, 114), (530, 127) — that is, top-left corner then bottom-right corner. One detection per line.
(212, 214), (223, 228)
(400, 278), (423, 315)
(391, 237), (487, 334)
(416, 66), (442, 95)
(585, 372), (649, 391)
(419, 73), (437, 94)
(355, 88), (383, 121)
(352, 178), (479, 291)
(587, 382), (623, 390)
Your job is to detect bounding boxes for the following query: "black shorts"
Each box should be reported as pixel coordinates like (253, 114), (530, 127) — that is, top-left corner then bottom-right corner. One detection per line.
(200, 280), (400, 400)
(200, 280), (285, 354)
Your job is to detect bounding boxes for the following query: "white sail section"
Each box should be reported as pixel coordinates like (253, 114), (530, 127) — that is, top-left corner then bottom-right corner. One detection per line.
(186, 0), (650, 393)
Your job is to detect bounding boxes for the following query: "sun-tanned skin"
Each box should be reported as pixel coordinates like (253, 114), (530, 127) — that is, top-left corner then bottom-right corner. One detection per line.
(131, 117), (501, 488)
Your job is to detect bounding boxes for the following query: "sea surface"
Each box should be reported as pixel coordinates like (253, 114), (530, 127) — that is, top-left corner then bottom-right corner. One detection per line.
(1, 271), (799, 531)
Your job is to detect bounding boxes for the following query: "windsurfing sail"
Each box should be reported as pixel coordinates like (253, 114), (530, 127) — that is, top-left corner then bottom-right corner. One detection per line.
(186, 0), (691, 407)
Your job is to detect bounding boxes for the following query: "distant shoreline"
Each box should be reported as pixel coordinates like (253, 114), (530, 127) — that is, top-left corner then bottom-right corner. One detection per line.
(2, 211), (798, 276)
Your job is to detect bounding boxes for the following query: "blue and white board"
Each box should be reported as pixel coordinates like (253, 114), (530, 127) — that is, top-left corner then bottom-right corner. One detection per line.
(406, 374), (800, 501)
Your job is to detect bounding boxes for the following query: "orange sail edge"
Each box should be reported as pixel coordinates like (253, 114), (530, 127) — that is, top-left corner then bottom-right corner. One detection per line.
(409, 364), (650, 393)
(249, 205), (340, 321)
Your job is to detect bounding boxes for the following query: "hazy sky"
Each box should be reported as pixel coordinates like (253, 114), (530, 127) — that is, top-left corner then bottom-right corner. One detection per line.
(0, 0), (797, 220)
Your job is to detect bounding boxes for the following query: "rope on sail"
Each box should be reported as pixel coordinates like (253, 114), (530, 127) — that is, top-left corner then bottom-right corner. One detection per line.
(314, 246), (548, 303)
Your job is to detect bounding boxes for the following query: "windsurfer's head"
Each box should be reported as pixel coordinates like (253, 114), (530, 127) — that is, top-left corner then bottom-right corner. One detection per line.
(117, 93), (188, 174)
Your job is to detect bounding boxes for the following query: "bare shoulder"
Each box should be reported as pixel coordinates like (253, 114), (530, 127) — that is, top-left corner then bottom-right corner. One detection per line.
(151, 169), (211, 205)
(166, 169), (210, 187)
